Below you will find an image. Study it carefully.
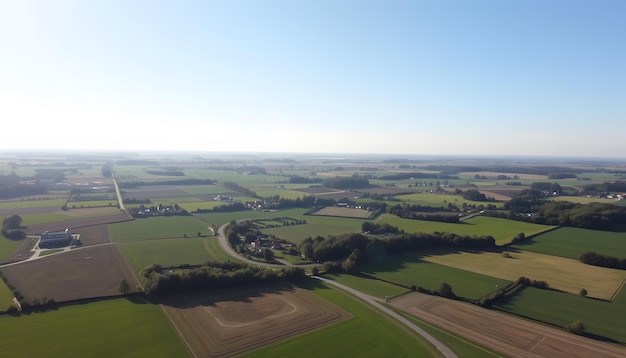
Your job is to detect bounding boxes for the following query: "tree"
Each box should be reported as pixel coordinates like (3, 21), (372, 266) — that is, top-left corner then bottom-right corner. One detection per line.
(3, 215), (23, 229)
(438, 282), (455, 298)
(579, 288), (588, 297)
(566, 320), (585, 335)
(311, 266), (319, 275)
(263, 248), (274, 261)
(118, 279), (131, 294)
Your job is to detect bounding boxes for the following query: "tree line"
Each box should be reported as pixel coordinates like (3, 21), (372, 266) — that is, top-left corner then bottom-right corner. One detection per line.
(140, 261), (306, 296)
(579, 251), (626, 270)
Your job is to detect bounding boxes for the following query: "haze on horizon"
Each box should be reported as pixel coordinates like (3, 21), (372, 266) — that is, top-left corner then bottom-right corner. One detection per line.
(1, 1), (625, 158)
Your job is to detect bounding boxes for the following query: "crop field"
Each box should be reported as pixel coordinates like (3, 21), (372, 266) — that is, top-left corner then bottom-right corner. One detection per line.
(0, 279), (15, 310)
(0, 198), (67, 209)
(109, 216), (211, 242)
(0, 245), (139, 302)
(161, 282), (351, 358)
(0, 297), (188, 357)
(248, 186), (306, 199)
(393, 291), (626, 357)
(360, 255), (510, 300)
(0, 238), (28, 261)
(511, 227), (626, 259)
(321, 273), (409, 299)
(549, 196), (626, 207)
(379, 214), (554, 244)
(259, 215), (365, 245)
(416, 248), (626, 299)
(497, 286), (626, 343)
(66, 200), (117, 208)
(120, 237), (229, 275)
(181, 185), (229, 196)
(24, 211), (131, 235)
(310, 206), (374, 219)
(243, 279), (437, 357)
(393, 192), (505, 208)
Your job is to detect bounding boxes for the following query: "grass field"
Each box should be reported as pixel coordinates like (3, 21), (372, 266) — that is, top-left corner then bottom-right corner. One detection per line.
(393, 192), (505, 208)
(0, 238), (26, 261)
(360, 255), (510, 300)
(109, 216), (211, 242)
(549, 196), (626, 206)
(379, 214), (554, 244)
(243, 279), (441, 357)
(511, 227), (626, 259)
(120, 237), (231, 275)
(497, 286), (626, 343)
(66, 200), (117, 208)
(0, 198), (66, 209)
(0, 279), (15, 311)
(418, 248), (626, 299)
(321, 273), (409, 299)
(0, 297), (189, 357)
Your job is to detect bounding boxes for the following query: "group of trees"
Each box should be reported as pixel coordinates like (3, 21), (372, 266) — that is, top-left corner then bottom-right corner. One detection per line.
(579, 251), (626, 270)
(0, 174), (47, 200)
(2, 215), (26, 240)
(298, 225), (496, 264)
(140, 261), (305, 296)
(461, 189), (494, 202)
(288, 175), (322, 184)
(222, 181), (258, 198)
(321, 175), (370, 189)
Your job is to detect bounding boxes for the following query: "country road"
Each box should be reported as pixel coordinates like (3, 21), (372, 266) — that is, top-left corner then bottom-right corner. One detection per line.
(215, 222), (456, 357)
(312, 275), (457, 358)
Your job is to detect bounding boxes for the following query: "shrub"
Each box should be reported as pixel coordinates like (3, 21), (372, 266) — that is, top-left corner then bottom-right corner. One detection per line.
(579, 288), (588, 297)
(566, 320), (585, 335)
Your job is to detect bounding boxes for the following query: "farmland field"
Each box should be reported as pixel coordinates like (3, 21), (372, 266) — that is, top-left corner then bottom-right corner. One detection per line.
(0, 297), (188, 357)
(361, 255), (510, 300)
(120, 237), (230, 275)
(393, 192), (505, 208)
(0, 238), (27, 261)
(109, 216), (211, 242)
(0, 245), (139, 302)
(550, 196), (626, 206)
(0, 279), (14, 310)
(417, 248), (626, 299)
(310, 206), (374, 219)
(320, 273), (409, 299)
(497, 286), (626, 343)
(242, 279), (438, 357)
(379, 214), (554, 244)
(0, 198), (66, 209)
(511, 227), (626, 259)
(161, 282), (351, 358)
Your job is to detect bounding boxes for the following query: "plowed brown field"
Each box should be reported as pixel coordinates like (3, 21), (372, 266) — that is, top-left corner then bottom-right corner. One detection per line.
(393, 292), (626, 358)
(161, 282), (351, 357)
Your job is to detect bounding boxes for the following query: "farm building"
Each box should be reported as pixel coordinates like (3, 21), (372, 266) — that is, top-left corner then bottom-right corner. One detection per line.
(39, 229), (74, 249)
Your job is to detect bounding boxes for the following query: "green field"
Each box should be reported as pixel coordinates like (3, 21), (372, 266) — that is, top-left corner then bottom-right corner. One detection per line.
(181, 185), (229, 196)
(360, 255), (510, 300)
(498, 286), (626, 343)
(0, 279), (15, 311)
(260, 215), (365, 245)
(393, 192), (505, 208)
(550, 196), (626, 206)
(511, 227), (626, 259)
(379, 214), (554, 244)
(66, 200), (117, 208)
(0, 238), (27, 261)
(321, 273), (409, 299)
(243, 279), (440, 357)
(0, 297), (188, 357)
(109, 216), (211, 242)
(0, 198), (67, 209)
(120, 237), (230, 275)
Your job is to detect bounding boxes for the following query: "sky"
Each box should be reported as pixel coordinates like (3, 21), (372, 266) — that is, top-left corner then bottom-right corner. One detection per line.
(1, 0), (625, 157)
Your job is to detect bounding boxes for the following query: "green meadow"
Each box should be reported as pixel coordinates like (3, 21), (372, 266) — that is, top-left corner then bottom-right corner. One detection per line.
(0, 279), (15, 310)
(244, 279), (440, 358)
(393, 192), (505, 208)
(109, 216), (211, 242)
(320, 273), (409, 299)
(0, 198), (66, 209)
(378, 214), (553, 244)
(497, 286), (626, 343)
(0, 238), (28, 261)
(511, 227), (626, 259)
(360, 255), (510, 300)
(120, 237), (231, 275)
(0, 297), (188, 357)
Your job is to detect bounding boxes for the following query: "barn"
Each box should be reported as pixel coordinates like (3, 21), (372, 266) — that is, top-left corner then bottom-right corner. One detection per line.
(39, 229), (74, 249)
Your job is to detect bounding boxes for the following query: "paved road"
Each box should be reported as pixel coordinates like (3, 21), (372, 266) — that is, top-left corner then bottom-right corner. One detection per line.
(112, 173), (125, 211)
(312, 275), (457, 358)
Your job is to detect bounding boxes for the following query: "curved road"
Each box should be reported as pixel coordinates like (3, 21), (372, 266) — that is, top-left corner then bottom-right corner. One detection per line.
(216, 223), (456, 357)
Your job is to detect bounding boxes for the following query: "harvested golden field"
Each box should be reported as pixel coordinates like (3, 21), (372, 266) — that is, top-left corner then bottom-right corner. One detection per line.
(415, 248), (626, 300)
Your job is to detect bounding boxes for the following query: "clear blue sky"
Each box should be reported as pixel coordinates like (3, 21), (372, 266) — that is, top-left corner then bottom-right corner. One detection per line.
(1, 0), (625, 157)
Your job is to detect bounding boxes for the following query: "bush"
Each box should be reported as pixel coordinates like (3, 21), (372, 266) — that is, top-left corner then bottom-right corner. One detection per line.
(579, 288), (588, 297)
(566, 320), (585, 335)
